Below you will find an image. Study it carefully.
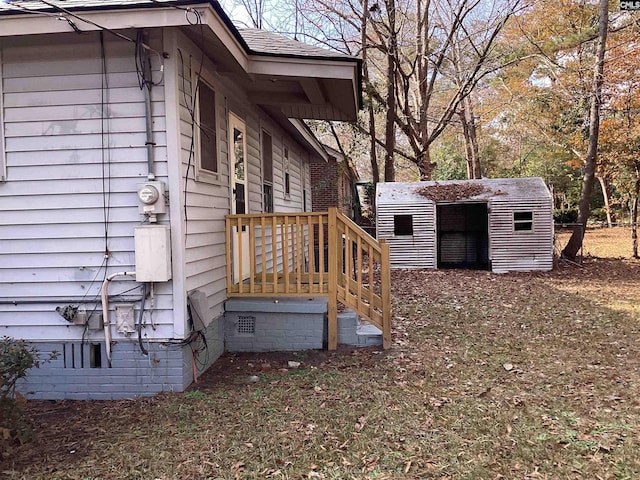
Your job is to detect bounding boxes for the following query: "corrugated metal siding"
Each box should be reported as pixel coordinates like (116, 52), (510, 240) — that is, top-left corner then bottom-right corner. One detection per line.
(0, 31), (174, 341)
(489, 198), (554, 273)
(376, 179), (553, 272)
(377, 201), (436, 269)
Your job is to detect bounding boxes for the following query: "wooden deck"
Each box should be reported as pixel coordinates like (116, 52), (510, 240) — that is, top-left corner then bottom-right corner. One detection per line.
(226, 208), (391, 349)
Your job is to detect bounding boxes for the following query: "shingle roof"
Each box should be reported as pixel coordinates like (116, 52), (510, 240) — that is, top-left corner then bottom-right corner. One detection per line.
(0, 0), (178, 12)
(0, 1), (356, 61)
(239, 28), (351, 59)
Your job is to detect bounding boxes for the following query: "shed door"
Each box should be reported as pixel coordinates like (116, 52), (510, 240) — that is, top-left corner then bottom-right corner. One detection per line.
(437, 203), (489, 270)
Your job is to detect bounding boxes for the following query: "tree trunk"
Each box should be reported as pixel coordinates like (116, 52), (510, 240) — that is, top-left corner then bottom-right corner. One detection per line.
(361, 0), (379, 185)
(460, 111), (474, 179)
(632, 173), (639, 258)
(383, 0), (397, 183)
(562, 0), (608, 261)
(417, 149), (435, 181)
(596, 175), (614, 227)
(469, 113), (481, 179)
(459, 95), (482, 179)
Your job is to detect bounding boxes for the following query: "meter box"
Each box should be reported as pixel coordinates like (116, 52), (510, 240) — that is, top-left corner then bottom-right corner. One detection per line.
(137, 181), (166, 216)
(135, 225), (172, 282)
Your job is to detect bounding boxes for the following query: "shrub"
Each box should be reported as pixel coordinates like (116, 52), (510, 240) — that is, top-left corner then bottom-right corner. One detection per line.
(554, 208), (578, 224)
(0, 337), (39, 402)
(1, 338), (54, 452)
(589, 207), (608, 223)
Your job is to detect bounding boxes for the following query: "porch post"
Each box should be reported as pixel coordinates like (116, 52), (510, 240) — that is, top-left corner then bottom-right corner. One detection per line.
(380, 239), (392, 349)
(327, 208), (338, 350)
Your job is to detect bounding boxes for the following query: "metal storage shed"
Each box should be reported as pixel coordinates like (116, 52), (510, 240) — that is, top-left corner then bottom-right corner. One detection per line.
(376, 178), (553, 273)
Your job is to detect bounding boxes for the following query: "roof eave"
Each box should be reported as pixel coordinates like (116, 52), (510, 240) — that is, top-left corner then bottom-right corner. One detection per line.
(0, 1), (362, 119)
(289, 120), (329, 162)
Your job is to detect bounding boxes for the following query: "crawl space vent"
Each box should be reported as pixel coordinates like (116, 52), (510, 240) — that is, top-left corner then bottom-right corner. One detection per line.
(237, 315), (256, 334)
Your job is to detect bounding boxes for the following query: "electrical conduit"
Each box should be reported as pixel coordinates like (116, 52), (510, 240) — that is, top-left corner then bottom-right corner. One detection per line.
(101, 271), (136, 367)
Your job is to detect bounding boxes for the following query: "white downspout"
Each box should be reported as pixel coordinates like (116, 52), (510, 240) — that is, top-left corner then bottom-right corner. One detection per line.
(101, 271), (136, 367)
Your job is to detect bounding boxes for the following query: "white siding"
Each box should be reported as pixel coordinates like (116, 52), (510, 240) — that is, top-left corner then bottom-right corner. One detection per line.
(176, 34), (230, 319)
(0, 31), (174, 341)
(174, 31), (315, 321)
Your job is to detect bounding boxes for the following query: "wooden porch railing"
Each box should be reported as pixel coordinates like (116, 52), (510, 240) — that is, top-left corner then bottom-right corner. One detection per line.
(225, 208), (391, 349)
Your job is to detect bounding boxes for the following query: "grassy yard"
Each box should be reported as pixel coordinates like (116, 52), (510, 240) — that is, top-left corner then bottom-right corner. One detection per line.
(2, 228), (640, 479)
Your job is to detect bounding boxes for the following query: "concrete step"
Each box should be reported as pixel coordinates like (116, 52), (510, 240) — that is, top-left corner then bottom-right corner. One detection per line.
(337, 309), (382, 347)
(356, 321), (383, 347)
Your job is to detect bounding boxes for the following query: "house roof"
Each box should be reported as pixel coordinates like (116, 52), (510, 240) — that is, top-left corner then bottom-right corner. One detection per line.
(376, 178), (552, 204)
(0, 0), (362, 121)
(0, 0), (185, 14)
(239, 28), (350, 59)
(0, 2), (357, 61)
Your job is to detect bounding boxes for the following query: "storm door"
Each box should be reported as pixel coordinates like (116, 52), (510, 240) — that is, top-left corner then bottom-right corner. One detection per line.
(230, 113), (250, 283)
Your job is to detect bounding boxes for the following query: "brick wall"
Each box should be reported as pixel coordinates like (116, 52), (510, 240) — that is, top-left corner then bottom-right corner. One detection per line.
(310, 157), (353, 217)
(310, 158), (339, 214)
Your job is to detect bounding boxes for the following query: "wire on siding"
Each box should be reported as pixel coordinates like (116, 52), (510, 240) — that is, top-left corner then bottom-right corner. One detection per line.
(177, 8), (205, 238)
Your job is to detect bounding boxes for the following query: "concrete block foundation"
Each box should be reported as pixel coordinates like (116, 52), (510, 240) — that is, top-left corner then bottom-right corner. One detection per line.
(225, 298), (382, 351)
(224, 298), (328, 351)
(17, 316), (224, 400)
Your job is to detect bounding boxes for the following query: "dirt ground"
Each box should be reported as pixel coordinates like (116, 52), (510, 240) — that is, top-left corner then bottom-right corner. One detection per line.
(2, 227), (639, 479)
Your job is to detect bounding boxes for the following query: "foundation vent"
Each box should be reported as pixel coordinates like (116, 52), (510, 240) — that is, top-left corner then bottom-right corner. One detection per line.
(237, 315), (256, 334)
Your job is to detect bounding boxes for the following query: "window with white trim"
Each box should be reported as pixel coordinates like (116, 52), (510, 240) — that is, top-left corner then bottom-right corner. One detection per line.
(514, 211), (533, 231)
(283, 145), (291, 198)
(302, 161), (308, 211)
(0, 48), (5, 182)
(195, 79), (218, 180)
(262, 130), (273, 213)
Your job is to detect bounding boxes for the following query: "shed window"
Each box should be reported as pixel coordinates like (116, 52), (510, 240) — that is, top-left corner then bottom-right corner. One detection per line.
(394, 215), (414, 236)
(196, 79), (218, 179)
(514, 211), (533, 231)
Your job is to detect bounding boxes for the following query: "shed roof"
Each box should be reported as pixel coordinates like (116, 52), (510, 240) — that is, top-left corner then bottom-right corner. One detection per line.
(377, 178), (551, 204)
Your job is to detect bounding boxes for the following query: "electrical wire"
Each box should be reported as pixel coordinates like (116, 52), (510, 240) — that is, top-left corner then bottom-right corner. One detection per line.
(177, 7), (205, 237)
(100, 31), (112, 262)
(36, 0), (158, 53)
(134, 29), (165, 88)
(137, 282), (150, 355)
(179, 48), (197, 235)
(70, 32), (113, 343)
(9, 1), (211, 353)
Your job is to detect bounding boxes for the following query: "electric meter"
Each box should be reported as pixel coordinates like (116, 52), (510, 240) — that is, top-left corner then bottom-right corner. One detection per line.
(137, 181), (166, 219)
(138, 184), (160, 205)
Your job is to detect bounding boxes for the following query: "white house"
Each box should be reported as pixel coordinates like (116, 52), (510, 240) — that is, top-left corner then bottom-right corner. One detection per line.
(376, 178), (554, 273)
(0, 0), (368, 399)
